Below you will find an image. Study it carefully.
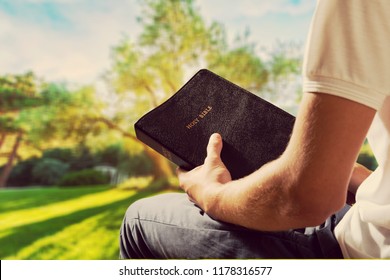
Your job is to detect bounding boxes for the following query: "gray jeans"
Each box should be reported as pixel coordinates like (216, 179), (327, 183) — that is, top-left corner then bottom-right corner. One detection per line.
(119, 193), (349, 259)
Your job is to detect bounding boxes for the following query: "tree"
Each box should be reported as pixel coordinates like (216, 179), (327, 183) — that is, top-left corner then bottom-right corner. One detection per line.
(104, 0), (301, 181)
(0, 73), (106, 188)
(261, 41), (302, 113)
(1, 1), (304, 187)
(0, 72), (45, 188)
(206, 34), (269, 92)
(0, 72), (43, 113)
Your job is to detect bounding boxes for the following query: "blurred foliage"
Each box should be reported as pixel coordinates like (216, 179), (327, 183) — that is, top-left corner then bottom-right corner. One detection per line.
(108, 0), (301, 125)
(0, 0), (377, 189)
(0, 72), (109, 187)
(0, 72), (44, 113)
(32, 158), (70, 186)
(5, 143), (154, 187)
(358, 140), (378, 171)
(5, 157), (38, 187)
(58, 169), (110, 187)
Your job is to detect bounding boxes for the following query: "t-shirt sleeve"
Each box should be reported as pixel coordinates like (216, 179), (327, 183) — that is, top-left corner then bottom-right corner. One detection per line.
(302, 0), (390, 110)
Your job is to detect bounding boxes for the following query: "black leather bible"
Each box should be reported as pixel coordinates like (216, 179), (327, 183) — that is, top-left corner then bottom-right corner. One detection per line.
(135, 69), (295, 179)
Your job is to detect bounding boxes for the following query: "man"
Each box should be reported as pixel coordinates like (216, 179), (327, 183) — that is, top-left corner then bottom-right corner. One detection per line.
(120, 0), (390, 258)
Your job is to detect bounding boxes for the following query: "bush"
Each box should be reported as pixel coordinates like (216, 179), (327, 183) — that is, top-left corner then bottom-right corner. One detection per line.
(118, 153), (154, 177)
(8, 157), (40, 186)
(42, 148), (74, 164)
(95, 144), (123, 167)
(58, 169), (110, 186)
(32, 158), (69, 185)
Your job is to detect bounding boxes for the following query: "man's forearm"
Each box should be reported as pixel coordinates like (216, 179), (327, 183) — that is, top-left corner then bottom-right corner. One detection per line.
(207, 157), (329, 232)
(179, 93), (375, 232)
(210, 161), (373, 230)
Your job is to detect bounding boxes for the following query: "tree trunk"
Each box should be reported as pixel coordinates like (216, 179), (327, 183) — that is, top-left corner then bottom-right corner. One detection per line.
(93, 117), (174, 180)
(144, 84), (159, 108)
(0, 133), (6, 150)
(143, 146), (174, 179)
(0, 132), (22, 188)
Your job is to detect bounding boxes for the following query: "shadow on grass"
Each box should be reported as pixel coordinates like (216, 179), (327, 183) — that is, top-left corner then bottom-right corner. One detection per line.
(0, 190), (156, 259)
(0, 186), (111, 213)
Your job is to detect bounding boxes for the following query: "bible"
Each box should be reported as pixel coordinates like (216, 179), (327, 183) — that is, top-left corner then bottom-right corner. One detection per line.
(134, 69), (295, 180)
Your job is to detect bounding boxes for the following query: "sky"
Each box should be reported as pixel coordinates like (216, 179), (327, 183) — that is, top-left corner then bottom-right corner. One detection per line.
(0, 0), (316, 85)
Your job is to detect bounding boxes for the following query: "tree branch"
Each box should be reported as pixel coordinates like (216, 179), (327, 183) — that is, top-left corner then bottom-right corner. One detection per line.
(144, 83), (159, 108)
(89, 117), (138, 141)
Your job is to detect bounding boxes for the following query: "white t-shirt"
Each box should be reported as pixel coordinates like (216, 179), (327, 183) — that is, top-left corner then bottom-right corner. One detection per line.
(302, 0), (390, 258)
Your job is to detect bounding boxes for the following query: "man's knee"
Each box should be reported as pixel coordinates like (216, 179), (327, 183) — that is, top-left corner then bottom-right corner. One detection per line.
(119, 198), (150, 259)
(120, 193), (184, 258)
(123, 197), (144, 221)
(120, 196), (153, 242)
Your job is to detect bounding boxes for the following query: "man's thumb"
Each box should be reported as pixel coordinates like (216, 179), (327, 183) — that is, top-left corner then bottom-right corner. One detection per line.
(205, 133), (223, 163)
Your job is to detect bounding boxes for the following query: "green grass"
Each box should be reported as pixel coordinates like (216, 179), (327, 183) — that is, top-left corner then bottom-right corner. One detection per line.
(0, 185), (161, 260)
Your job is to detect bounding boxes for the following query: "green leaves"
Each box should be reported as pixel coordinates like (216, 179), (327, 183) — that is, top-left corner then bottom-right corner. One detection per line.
(108, 0), (303, 122)
(0, 72), (43, 113)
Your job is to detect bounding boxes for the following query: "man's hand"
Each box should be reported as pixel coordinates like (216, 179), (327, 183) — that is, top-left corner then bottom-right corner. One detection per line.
(177, 92), (375, 231)
(177, 133), (232, 212)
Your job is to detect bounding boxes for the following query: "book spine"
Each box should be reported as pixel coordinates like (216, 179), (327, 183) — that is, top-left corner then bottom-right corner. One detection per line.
(134, 125), (194, 171)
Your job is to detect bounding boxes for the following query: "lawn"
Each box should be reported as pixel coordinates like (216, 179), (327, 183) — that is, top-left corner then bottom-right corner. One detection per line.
(0, 185), (162, 260)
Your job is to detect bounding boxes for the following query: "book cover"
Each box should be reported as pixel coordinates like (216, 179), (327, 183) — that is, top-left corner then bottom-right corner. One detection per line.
(134, 69), (295, 180)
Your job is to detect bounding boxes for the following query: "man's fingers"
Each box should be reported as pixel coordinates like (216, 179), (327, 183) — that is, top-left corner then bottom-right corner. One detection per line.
(177, 166), (201, 192)
(205, 133), (223, 164)
(176, 166), (186, 176)
(176, 167), (188, 188)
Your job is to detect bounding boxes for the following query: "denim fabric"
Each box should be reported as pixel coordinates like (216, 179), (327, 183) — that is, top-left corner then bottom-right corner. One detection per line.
(119, 193), (349, 259)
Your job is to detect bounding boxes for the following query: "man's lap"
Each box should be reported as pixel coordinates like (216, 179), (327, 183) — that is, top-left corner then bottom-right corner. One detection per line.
(119, 192), (348, 259)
